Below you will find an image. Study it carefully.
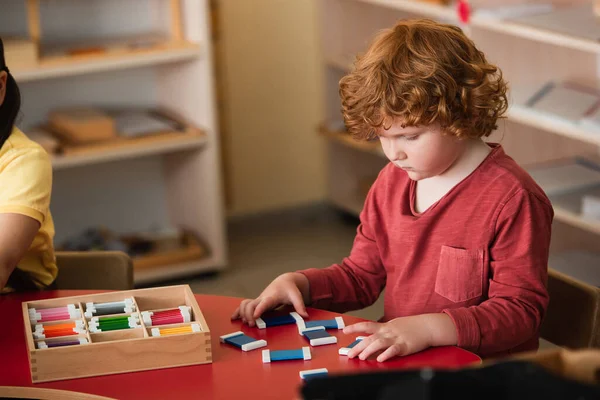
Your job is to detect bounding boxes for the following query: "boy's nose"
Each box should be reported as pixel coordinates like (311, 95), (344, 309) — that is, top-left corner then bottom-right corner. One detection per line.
(394, 151), (407, 161)
(389, 142), (407, 161)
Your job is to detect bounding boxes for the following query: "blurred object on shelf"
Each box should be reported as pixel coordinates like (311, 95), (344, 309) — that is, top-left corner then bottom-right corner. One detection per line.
(122, 231), (207, 270)
(457, 0), (471, 23)
(1, 37), (38, 69)
(25, 127), (60, 154)
(48, 108), (117, 144)
(595, 0), (600, 17)
(59, 226), (208, 271)
(525, 82), (600, 125)
(43, 106), (201, 157)
(581, 194), (600, 220)
(122, 227), (183, 255)
(111, 109), (182, 138)
(59, 227), (128, 253)
(526, 156), (600, 196)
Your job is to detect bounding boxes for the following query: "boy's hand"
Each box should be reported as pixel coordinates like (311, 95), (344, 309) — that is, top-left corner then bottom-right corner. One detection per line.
(343, 313), (457, 362)
(231, 272), (310, 327)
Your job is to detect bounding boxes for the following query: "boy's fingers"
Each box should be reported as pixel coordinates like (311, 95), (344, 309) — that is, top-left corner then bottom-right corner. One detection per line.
(248, 300), (266, 327)
(376, 343), (407, 362)
(289, 290), (308, 318)
(343, 321), (380, 335)
(238, 299), (253, 323)
(358, 337), (388, 361)
(347, 334), (373, 358)
(253, 297), (276, 319)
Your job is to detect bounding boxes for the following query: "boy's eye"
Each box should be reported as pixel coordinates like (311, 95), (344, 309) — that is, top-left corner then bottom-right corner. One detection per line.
(405, 135), (419, 141)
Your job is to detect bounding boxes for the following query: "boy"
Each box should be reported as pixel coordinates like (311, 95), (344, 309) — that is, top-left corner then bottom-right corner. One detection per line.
(232, 19), (553, 361)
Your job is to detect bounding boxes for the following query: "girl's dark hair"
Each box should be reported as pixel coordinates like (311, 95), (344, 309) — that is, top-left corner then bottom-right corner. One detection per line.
(0, 37), (22, 148)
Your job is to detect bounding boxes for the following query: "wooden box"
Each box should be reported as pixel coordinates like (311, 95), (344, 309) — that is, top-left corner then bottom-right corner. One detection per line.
(22, 285), (211, 383)
(48, 108), (117, 144)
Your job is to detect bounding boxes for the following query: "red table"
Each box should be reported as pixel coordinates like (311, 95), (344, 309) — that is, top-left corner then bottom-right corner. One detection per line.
(0, 290), (481, 400)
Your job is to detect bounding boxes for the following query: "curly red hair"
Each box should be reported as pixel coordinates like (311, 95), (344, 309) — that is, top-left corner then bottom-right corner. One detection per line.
(339, 19), (508, 140)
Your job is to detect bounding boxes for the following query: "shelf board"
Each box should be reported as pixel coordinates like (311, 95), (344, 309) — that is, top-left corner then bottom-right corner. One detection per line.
(13, 42), (202, 83)
(356, 0), (458, 22)
(549, 250), (600, 286)
(525, 159), (600, 235)
(553, 206), (600, 236)
(319, 123), (385, 158)
(354, 1), (599, 54)
(508, 104), (600, 147)
(471, 6), (600, 54)
(134, 256), (225, 286)
(547, 183), (600, 236)
(52, 131), (208, 170)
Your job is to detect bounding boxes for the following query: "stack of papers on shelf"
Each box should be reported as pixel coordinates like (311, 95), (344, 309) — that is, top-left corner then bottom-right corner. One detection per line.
(526, 158), (600, 196)
(525, 82), (600, 125)
(582, 194), (600, 220)
(113, 110), (180, 138)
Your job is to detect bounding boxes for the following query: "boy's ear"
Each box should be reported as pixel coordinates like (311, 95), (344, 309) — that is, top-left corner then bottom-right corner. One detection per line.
(0, 71), (6, 107)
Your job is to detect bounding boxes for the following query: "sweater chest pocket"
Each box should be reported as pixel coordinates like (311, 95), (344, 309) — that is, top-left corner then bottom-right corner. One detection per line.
(434, 245), (483, 303)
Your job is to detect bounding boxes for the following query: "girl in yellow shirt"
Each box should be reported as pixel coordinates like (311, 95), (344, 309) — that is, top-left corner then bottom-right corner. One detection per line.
(0, 38), (57, 292)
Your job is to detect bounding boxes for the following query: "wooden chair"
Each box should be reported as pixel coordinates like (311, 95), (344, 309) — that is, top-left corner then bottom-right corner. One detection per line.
(540, 268), (600, 349)
(54, 251), (134, 291)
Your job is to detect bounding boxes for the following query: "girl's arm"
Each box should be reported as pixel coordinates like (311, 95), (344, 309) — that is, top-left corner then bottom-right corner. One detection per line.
(0, 213), (40, 290)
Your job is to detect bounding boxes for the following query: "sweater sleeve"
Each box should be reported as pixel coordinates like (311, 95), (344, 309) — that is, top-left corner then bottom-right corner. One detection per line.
(297, 179), (387, 313)
(443, 189), (553, 355)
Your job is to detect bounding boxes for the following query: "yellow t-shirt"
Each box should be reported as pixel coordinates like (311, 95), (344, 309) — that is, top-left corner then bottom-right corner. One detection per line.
(0, 127), (57, 292)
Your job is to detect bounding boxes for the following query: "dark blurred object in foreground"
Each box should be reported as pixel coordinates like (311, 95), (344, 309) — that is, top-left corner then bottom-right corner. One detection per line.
(301, 350), (600, 400)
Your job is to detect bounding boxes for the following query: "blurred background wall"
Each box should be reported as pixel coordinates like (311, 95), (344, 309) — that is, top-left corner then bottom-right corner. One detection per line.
(214, 0), (327, 217)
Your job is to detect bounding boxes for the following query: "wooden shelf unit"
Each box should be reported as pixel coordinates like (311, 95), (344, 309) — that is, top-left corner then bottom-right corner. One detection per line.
(319, 123), (385, 158)
(13, 42), (202, 83)
(318, 0), (600, 281)
(4, 0), (227, 284)
(51, 130), (208, 170)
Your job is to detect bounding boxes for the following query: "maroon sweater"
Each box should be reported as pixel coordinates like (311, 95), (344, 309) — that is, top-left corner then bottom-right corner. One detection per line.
(299, 144), (553, 358)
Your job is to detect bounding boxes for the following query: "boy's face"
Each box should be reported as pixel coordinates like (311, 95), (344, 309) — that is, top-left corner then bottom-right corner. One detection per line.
(377, 118), (466, 181)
